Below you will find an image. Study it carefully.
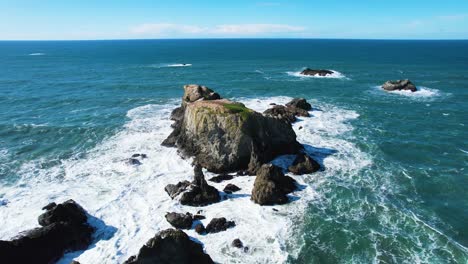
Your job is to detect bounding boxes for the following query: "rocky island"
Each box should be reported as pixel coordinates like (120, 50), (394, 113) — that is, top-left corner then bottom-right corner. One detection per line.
(382, 79), (417, 92)
(300, 68), (335, 77)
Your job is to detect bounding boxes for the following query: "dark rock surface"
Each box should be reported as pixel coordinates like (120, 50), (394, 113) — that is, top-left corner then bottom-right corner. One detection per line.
(165, 212), (193, 229)
(288, 153), (321, 175)
(223, 184), (241, 194)
(165, 181), (191, 199)
(263, 105), (297, 123)
(300, 68), (334, 76)
(205, 218), (236, 233)
(208, 174), (234, 183)
(251, 164), (297, 205)
(0, 200), (94, 264)
(382, 79), (417, 92)
(124, 228), (213, 264)
(286, 98), (312, 111)
(231, 239), (243, 248)
(194, 224), (206, 235)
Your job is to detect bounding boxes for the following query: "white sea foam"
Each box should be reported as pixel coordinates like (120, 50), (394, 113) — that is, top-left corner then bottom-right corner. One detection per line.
(286, 70), (348, 79)
(0, 97), (366, 263)
(28, 53), (45, 56)
(374, 85), (443, 99)
(150, 63), (192, 68)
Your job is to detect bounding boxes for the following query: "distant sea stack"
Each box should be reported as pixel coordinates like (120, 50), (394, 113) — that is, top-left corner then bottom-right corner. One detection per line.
(382, 79), (417, 92)
(300, 68), (334, 77)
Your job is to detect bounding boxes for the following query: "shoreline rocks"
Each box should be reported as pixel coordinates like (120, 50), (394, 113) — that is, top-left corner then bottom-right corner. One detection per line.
(165, 212), (193, 229)
(288, 153), (321, 175)
(0, 200), (94, 264)
(300, 68), (334, 77)
(251, 164), (297, 205)
(124, 228), (213, 264)
(205, 218), (236, 233)
(382, 79), (417, 92)
(163, 85), (302, 174)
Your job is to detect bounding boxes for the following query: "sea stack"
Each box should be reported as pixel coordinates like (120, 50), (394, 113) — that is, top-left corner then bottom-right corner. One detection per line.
(300, 68), (334, 77)
(382, 79), (417, 92)
(162, 84), (302, 174)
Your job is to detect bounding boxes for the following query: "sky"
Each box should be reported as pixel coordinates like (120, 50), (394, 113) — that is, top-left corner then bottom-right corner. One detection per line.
(0, 0), (468, 40)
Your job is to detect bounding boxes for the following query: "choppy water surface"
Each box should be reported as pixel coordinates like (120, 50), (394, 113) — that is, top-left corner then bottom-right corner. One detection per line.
(0, 40), (467, 263)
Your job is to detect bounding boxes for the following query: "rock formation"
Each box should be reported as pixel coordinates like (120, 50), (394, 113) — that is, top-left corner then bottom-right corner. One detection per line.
(382, 79), (417, 92)
(251, 164), (297, 205)
(165, 212), (193, 229)
(124, 229), (213, 264)
(205, 218), (236, 233)
(0, 200), (94, 264)
(165, 165), (221, 206)
(288, 153), (321, 175)
(300, 68), (334, 76)
(163, 84), (302, 174)
(223, 184), (241, 194)
(286, 98), (312, 111)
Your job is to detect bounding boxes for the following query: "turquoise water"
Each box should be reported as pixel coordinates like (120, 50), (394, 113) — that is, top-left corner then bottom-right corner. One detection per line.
(0, 40), (467, 263)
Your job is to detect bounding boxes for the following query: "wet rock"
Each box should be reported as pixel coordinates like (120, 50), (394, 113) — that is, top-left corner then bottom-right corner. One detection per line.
(165, 212), (193, 229)
(299, 126), (303, 130)
(165, 181), (191, 199)
(263, 105), (297, 123)
(131, 154), (147, 159)
(382, 79), (417, 92)
(194, 224), (206, 235)
(288, 153), (321, 175)
(124, 229), (213, 264)
(223, 184), (241, 194)
(193, 214), (206, 220)
(231, 239), (243, 248)
(205, 218), (236, 233)
(300, 68), (334, 77)
(42, 202), (56, 210)
(127, 158), (142, 166)
(251, 164), (297, 205)
(209, 174), (234, 183)
(0, 200), (94, 264)
(286, 98), (312, 111)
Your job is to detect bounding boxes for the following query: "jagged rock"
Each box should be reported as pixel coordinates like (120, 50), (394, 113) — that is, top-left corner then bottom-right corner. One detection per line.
(127, 158), (142, 165)
(193, 215), (206, 220)
(42, 202), (56, 210)
(163, 85), (302, 173)
(131, 154), (147, 159)
(124, 229), (213, 264)
(251, 164), (297, 205)
(286, 98), (312, 111)
(165, 181), (191, 199)
(183, 84), (221, 106)
(232, 239), (243, 248)
(382, 79), (417, 92)
(288, 153), (321, 175)
(300, 68), (334, 76)
(194, 224), (206, 235)
(205, 218), (236, 233)
(223, 184), (241, 194)
(165, 212), (193, 229)
(0, 200), (94, 264)
(263, 105), (297, 123)
(166, 165), (221, 206)
(208, 174), (234, 183)
(170, 107), (185, 122)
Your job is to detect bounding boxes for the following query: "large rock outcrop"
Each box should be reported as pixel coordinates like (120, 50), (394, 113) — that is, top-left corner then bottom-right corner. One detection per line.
(251, 164), (297, 205)
(0, 200), (94, 264)
(124, 229), (213, 264)
(163, 85), (302, 173)
(263, 98), (311, 124)
(300, 68), (334, 77)
(288, 153), (321, 175)
(382, 79), (417, 92)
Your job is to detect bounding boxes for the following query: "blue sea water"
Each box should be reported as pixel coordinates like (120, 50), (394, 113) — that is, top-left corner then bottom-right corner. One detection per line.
(0, 39), (467, 263)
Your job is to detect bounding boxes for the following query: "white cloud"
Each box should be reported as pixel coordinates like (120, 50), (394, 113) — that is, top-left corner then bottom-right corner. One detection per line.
(130, 23), (305, 37)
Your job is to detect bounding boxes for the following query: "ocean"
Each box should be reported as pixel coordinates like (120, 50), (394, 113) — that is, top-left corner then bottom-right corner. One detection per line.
(0, 39), (467, 263)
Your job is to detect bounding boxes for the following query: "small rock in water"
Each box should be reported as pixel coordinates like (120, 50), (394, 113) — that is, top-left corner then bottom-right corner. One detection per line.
(193, 214), (206, 220)
(206, 218), (235, 233)
(231, 239), (243, 248)
(272, 208), (279, 212)
(195, 223), (206, 234)
(131, 153), (147, 159)
(127, 158), (141, 166)
(299, 126), (303, 130)
(165, 212), (193, 229)
(236, 170), (248, 176)
(223, 184), (241, 194)
(288, 153), (320, 175)
(381, 79), (417, 92)
(208, 174), (234, 183)
(0, 199), (9, 206)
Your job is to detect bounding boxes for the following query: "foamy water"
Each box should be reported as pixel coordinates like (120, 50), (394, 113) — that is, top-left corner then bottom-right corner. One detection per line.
(149, 63), (192, 68)
(373, 85), (444, 99)
(286, 70), (348, 79)
(0, 97), (366, 263)
(28, 53), (45, 56)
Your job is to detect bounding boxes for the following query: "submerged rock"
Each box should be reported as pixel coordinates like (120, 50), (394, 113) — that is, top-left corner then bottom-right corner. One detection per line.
(300, 68), (334, 76)
(163, 85), (302, 173)
(286, 98), (312, 111)
(251, 164), (297, 205)
(194, 224), (206, 235)
(223, 184), (241, 194)
(205, 218), (236, 233)
(288, 153), (321, 175)
(231, 239), (243, 248)
(124, 228), (213, 264)
(382, 79), (417, 92)
(0, 200), (94, 264)
(165, 212), (193, 229)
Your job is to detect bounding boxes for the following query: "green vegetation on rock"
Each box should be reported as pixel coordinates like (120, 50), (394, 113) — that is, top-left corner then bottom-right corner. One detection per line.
(223, 103), (253, 120)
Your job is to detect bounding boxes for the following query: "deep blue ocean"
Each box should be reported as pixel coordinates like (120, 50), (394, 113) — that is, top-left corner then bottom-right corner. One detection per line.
(0, 39), (467, 263)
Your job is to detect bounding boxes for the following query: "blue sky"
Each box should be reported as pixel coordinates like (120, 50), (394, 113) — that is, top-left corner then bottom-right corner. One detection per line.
(1, 0), (467, 40)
